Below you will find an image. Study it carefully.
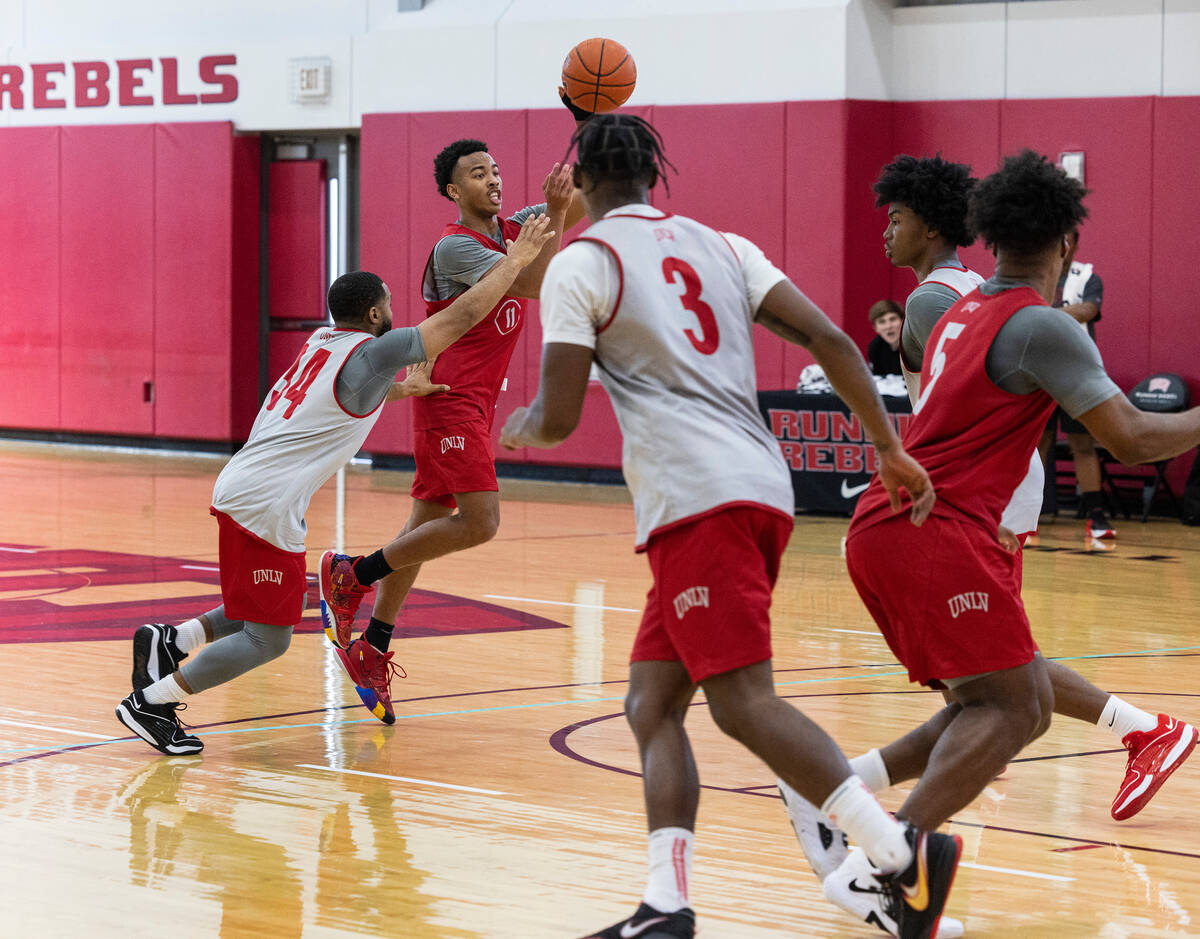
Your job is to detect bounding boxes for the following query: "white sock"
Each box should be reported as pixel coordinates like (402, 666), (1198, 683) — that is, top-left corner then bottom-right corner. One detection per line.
(821, 775), (911, 873)
(1099, 695), (1158, 740)
(642, 827), (692, 913)
(143, 673), (189, 704)
(849, 748), (891, 793)
(174, 619), (206, 654)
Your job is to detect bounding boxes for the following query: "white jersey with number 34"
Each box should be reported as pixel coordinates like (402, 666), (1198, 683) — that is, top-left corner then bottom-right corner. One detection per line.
(212, 327), (385, 552)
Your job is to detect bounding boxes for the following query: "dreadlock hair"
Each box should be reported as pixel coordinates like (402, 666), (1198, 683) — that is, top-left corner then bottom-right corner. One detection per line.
(327, 271), (386, 327)
(873, 154), (976, 247)
(968, 150), (1088, 256)
(567, 114), (676, 196)
(433, 138), (489, 200)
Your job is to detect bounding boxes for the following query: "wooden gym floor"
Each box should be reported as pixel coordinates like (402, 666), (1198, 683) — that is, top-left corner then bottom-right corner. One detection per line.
(0, 440), (1197, 937)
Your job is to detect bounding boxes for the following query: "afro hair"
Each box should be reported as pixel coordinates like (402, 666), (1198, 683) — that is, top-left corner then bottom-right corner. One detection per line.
(873, 154), (976, 247)
(968, 150), (1088, 255)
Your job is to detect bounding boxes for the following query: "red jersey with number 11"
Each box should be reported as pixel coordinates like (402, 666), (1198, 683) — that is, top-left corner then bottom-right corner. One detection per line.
(412, 219), (529, 430)
(851, 285), (1057, 534)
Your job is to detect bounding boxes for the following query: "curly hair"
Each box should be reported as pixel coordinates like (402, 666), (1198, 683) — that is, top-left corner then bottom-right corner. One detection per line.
(327, 271), (386, 326)
(567, 113), (676, 195)
(873, 154), (976, 247)
(968, 150), (1088, 254)
(433, 138), (489, 200)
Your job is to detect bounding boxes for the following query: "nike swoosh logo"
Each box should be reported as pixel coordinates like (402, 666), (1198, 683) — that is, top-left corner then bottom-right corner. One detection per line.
(841, 480), (870, 499)
(847, 878), (879, 894)
(621, 918), (669, 938)
(902, 835), (930, 912)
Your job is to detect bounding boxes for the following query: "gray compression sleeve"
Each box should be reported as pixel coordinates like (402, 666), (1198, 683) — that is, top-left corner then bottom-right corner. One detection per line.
(334, 326), (428, 416)
(901, 281), (961, 371)
(431, 203), (548, 300)
(201, 605), (243, 641)
(177, 620), (293, 694)
(985, 300), (1121, 417)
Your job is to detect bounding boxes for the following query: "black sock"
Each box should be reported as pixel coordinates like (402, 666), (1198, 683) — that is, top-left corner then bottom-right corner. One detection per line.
(1080, 490), (1103, 514)
(363, 616), (394, 654)
(353, 550), (394, 586)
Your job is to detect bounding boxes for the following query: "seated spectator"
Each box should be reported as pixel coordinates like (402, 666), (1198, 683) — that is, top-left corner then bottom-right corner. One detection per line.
(867, 299), (904, 377)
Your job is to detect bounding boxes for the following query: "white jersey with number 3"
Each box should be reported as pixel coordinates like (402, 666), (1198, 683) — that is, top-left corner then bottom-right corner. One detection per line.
(540, 206), (794, 548)
(212, 327), (385, 552)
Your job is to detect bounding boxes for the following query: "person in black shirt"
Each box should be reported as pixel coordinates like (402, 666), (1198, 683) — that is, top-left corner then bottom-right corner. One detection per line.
(867, 299), (904, 376)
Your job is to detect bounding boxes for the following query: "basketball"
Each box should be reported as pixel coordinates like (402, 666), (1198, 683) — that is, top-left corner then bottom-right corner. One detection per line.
(561, 37), (637, 113)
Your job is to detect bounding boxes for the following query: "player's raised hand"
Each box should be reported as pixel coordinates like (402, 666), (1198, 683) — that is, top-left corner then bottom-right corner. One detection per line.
(877, 446), (936, 526)
(542, 161), (575, 213)
(504, 213), (555, 265)
(498, 406), (530, 450)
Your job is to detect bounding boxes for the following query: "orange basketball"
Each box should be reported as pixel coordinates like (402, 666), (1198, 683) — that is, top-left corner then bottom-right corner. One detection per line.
(561, 37), (637, 113)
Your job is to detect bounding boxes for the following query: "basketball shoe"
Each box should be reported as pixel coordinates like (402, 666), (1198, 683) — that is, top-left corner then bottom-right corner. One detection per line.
(332, 637), (403, 725)
(579, 902), (695, 939)
(823, 846), (965, 938)
(116, 689), (203, 755)
(1111, 714), (1198, 820)
(319, 550), (369, 648)
(132, 623), (188, 690)
(1086, 508), (1116, 540)
(777, 778), (848, 880)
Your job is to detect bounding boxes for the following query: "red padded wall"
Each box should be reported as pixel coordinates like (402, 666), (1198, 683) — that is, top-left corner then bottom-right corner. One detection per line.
(0, 128), (61, 430)
(154, 122), (233, 439)
(60, 125), (156, 435)
(1000, 97), (1155, 389)
(268, 160), (327, 320)
(230, 134), (262, 440)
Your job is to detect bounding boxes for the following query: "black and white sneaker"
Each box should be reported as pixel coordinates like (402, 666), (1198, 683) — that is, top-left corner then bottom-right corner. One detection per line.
(881, 823), (962, 939)
(132, 623), (187, 690)
(778, 776), (848, 880)
(116, 689), (203, 755)
(580, 902), (694, 939)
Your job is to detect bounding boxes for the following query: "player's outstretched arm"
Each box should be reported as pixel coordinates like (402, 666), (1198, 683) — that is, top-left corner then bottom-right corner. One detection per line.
(507, 164), (575, 299)
(418, 214), (555, 357)
(1079, 394), (1200, 466)
(757, 278), (935, 524)
(498, 342), (593, 450)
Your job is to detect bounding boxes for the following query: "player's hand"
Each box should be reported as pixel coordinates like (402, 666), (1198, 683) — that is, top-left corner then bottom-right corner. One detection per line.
(504, 213), (555, 266)
(386, 362), (449, 400)
(996, 524), (1020, 554)
(877, 446), (935, 526)
(559, 85), (593, 123)
(542, 162), (574, 213)
(498, 407), (529, 450)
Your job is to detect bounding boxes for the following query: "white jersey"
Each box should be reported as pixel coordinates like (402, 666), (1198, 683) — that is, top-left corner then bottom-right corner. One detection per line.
(212, 327), (388, 552)
(901, 263), (986, 404)
(539, 205), (794, 548)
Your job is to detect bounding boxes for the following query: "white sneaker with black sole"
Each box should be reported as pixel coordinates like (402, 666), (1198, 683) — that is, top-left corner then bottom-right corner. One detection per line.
(132, 623), (187, 690)
(116, 689), (203, 755)
(823, 846), (965, 938)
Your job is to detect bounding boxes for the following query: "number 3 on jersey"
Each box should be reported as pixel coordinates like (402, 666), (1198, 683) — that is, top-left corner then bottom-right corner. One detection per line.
(914, 322), (965, 414)
(267, 348), (331, 419)
(662, 257), (720, 355)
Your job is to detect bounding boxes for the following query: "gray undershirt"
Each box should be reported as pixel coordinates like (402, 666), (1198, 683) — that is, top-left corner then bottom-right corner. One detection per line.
(334, 326), (428, 415)
(430, 204), (546, 300)
(903, 275), (1120, 419)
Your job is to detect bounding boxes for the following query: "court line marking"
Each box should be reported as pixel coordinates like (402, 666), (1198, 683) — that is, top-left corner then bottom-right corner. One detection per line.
(831, 629), (882, 636)
(0, 546), (38, 553)
(180, 564), (220, 572)
(0, 718), (113, 739)
(484, 593), (641, 613)
(958, 861), (1073, 882)
(297, 763), (505, 795)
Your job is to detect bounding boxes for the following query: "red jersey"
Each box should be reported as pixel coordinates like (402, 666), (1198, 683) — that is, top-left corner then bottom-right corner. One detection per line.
(852, 285), (1057, 534)
(412, 218), (529, 430)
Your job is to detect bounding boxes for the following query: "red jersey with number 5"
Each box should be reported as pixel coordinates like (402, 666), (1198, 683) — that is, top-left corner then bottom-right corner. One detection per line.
(851, 285), (1056, 534)
(412, 219), (529, 431)
(211, 327), (385, 552)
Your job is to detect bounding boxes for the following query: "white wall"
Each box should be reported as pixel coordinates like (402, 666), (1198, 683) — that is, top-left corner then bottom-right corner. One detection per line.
(0, 0), (1197, 131)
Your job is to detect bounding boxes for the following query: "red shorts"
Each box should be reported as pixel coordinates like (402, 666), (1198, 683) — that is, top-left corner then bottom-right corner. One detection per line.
(211, 509), (308, 627)
(633, 505), (794, 682)
(411, 418), (497, 508)
(845, 514), (1035, 688)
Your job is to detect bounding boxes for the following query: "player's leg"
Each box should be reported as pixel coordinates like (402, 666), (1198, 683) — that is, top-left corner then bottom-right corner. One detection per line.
(1068, 429), (1115, 537)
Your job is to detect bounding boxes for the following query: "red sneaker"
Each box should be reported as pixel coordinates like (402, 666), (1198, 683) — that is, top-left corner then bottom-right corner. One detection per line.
(333, 638), (404, 725)
(1086, 509), (1117, 540)
(1111, 714), (1198, 820)
(319, 550), (368, 649)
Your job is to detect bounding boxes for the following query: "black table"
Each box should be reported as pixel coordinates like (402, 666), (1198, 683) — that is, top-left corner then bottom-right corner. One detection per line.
(757, 390), (913, 514)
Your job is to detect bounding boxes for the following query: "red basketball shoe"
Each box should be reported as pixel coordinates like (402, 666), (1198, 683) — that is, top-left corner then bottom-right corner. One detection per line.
(333, 638), (404, 725)
(319, 550), (368, 649)
(1111, 714), (1198, 820)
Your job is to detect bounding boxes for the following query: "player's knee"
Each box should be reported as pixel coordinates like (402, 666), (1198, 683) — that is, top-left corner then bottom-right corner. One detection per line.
(244, 621), (293, 664)
(459, 509), (500, 546)
(624, 688), (683, 740)
(705, 695), (754, 744)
